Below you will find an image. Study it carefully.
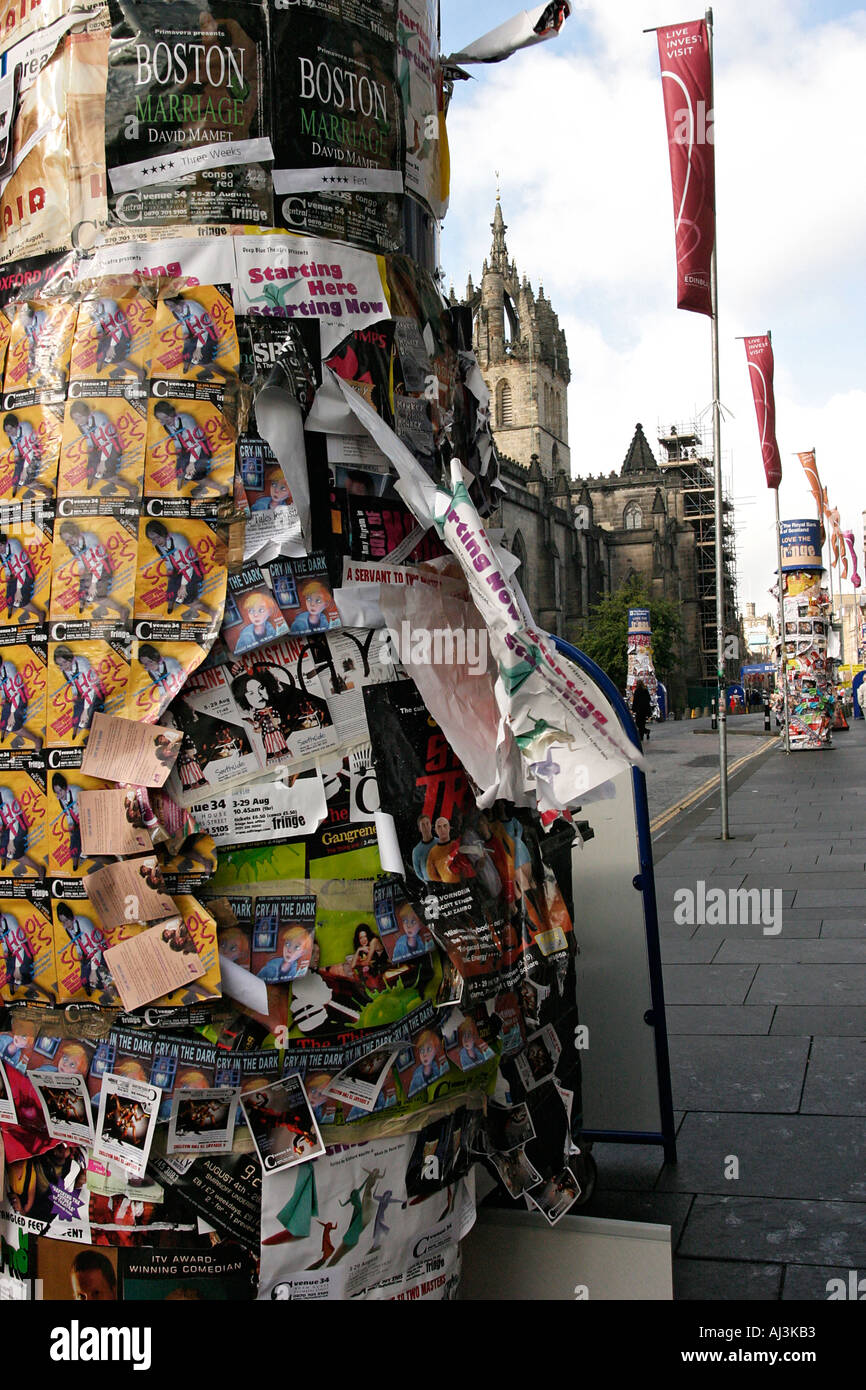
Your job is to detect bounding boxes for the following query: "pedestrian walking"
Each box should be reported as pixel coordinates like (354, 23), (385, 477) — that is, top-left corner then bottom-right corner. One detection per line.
(631, 679), (652, 742)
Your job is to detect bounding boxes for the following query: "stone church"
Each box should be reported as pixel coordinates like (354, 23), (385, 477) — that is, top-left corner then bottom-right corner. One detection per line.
(451, 197), (738, 697)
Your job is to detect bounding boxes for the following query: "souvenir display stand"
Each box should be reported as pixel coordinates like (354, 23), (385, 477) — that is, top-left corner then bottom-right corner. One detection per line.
(774, 520), (834, 750)
(0, 1), (672, 1304)
(626, 608), (660, 719)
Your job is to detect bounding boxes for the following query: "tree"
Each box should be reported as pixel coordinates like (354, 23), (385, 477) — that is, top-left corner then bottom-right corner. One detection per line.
(575, 577), (683, 695)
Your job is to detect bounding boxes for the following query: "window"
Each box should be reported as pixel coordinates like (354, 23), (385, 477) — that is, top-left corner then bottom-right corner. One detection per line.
(551, 443), (560, 470)
(511, 530), (527, 572)
(624, 501), (643, 530)
(497, 380), (513, 427)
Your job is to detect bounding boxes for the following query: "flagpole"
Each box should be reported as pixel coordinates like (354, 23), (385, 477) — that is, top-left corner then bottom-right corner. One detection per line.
(825, 462), (836, 621)
(706, 7), (729, 839)
(814, 445), (835, 635)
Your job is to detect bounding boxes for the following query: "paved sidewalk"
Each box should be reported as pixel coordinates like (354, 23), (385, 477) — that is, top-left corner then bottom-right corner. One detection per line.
(640, 711), (777, 828)
(580, 720), (866, 1301)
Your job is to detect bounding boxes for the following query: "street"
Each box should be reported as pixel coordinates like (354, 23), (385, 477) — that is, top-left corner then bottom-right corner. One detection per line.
(579, 716), (866, 1299)
(640, 711), (779, 831)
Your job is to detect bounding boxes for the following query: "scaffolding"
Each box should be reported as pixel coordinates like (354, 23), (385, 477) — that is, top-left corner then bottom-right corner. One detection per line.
(657, 420), (739, 684)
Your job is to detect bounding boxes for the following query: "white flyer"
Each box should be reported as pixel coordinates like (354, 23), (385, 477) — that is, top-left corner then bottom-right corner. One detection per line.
(94, 1073), (161, 1179)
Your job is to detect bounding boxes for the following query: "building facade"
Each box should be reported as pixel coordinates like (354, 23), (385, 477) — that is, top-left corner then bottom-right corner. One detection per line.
(453, 198), (738, 693)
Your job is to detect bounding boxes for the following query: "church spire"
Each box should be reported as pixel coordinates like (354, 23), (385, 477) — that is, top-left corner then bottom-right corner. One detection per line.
(489, 189), (509, 275)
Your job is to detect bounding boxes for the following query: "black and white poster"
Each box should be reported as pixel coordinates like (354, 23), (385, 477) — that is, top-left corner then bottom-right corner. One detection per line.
(105, 0), (273, 227)
(270, 5), (404, 252)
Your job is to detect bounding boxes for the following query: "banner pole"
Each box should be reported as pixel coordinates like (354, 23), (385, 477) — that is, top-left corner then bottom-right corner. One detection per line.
(814, 446), (835, 620)
(706, 7), (729, 838)
(825, 457), (836, 621)
(774, 486), (791, 754)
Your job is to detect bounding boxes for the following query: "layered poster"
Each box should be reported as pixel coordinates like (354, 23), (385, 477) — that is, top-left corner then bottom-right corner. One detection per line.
(271, 4), (405, 252)
(105, 0), (273, 228)
(164, 639), (338, 806)
(270, 1), (404, 252)
(365, 678), (575, 1005)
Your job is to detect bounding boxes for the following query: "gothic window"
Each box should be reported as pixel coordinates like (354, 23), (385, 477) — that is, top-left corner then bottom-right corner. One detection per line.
(551, 443), (560, 470)
(624, 501), (643, 530)
(497, 380), (513, 427)
(511, 530), (527, 572)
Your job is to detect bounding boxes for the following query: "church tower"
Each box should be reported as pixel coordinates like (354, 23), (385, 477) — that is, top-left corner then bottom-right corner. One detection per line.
(456, 195), (570, 479)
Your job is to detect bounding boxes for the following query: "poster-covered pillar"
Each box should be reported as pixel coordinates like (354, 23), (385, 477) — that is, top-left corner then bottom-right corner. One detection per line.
(626, 608), (660, 719)
(777, 521), (834, 750)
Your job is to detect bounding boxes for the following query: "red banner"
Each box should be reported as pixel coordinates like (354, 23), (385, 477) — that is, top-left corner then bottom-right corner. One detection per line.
(796, 450), (826, 542)
(657, 20), (715, 316)
(744, 335), (783, 489)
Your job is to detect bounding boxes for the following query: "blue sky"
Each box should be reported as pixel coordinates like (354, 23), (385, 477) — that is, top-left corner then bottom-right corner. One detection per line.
(439, 2), (866, 606)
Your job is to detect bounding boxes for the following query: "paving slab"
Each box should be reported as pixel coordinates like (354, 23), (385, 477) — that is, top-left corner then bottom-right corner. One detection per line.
(799, 1039), (866, 1116)
(673, 1258), (783, 1301)
(593, 1142), (666, 1191)
(746, 964), (866, 1007)
(715, 940), (866, 964)
(752, 836), (856, 848)
(664, 1005), (774, 1036)
(787, 857), (866, 872)
(691, 918), (821, 940)
(782, 1263), (864, 1301)
(794, 890), (866, 910)
(753, 873), (866, 892)
(668, 1036), (809, 1113)
(820, 919), (866, 938)
(770, 1006), (866, 1037)
(730, 857), (796, 872)
(578, 1188), (694, 1248)
(660, 938), (724, 964)
(678, 1196), (866, 1265)
(657, 919), (703, 941)
(656, 1113), (866, 1200)
(662, 964), (758, 1006)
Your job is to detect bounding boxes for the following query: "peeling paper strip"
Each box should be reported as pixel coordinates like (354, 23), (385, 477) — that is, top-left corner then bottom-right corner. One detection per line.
(0, 117), (61, 199)
(5, 3), (104, 93)
(218, 954), (269, 1015)
(432, 464), (642, 805)
(255, 388), (311, 552)
(444, 3), (571, 65)
(109, 136), (275, 194)
(377, 575), (526, 808)
(333, 583), (384, 628)
(327, 379), (638, 804)
(383, 523), (426, 563)
(373, 809), (403, 874)
(328, 368), (438, 528)
(273, 167), (403, 196)
(335, 559), (468, 629)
